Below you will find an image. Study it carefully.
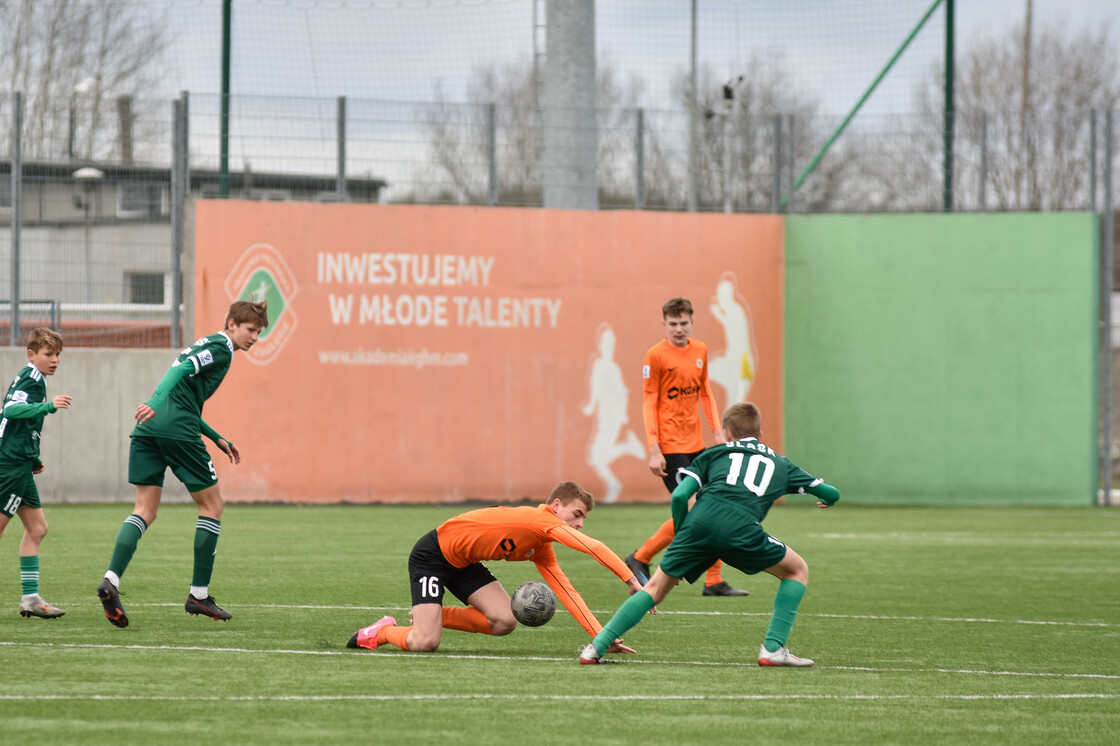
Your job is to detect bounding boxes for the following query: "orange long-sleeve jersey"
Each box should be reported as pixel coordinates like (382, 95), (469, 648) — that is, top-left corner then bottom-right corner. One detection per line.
(642, 338), (721, 454)
(436, 504), (633, 637)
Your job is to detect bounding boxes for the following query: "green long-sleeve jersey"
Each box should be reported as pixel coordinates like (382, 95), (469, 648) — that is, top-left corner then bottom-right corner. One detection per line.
(673, 437), (839, 529)
(132, 332), (234, 442)
(0, 364), (56, 465)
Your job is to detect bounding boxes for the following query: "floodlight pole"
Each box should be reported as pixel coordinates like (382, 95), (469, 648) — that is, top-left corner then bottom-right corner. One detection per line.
(10, 93), (22, 346)
(219, 0), (232, 198)
(73, 167), (104, 305)
(943, 0), (955, 212)
(1101, 110), (1115, 505)
(687, 0), (698, 212)
(171, 97), (187, 349)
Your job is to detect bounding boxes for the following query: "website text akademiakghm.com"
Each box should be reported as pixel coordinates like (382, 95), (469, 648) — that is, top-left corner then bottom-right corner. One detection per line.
(318, 348), (469, 370)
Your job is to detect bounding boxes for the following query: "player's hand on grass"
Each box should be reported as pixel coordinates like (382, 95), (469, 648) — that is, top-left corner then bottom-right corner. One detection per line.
(219, 439), (241, 465)
(135, 403), (155, 424)
(607, 639), (636, 655)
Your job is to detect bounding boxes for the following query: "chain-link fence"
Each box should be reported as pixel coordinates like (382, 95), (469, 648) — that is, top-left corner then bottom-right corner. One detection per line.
(2, 90), (1118, 341)
(3, 87), (1119, 497)
(178, 94), (1120, 213)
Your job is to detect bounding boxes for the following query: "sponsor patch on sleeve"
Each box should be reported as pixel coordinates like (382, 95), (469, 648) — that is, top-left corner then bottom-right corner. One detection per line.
(197, 350), (214, 367)
(11, 391), (28, 404)
(642, 365), (650, 379)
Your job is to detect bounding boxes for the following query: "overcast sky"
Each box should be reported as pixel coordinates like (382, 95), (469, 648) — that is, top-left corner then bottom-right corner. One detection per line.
(130, 0), (1120, 199)
(146, 0), (1120, 115)
(958, 0), (1117, 44)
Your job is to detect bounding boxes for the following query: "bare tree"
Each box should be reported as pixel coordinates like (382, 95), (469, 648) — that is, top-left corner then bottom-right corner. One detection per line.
(594, 59), (647, 208)
(0, 0), (168, 161)
(654, 53), (829, 212)
(422, 59), (644, 207)
(913, 20), (1120, 211)
(420, 45), (831, 212)
(423, 65), (543, 205)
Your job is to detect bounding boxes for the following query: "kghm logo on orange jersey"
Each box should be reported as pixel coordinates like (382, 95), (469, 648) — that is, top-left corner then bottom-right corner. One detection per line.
(666, 384), (702, 400)
(225, 243), (298, 366)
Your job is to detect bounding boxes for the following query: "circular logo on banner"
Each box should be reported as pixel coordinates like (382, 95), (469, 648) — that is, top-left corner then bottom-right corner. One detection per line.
(224, 243), (298, 365)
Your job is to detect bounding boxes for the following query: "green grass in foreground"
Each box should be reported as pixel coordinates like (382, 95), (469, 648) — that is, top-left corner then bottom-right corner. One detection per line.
(1, 503), (1118, 745)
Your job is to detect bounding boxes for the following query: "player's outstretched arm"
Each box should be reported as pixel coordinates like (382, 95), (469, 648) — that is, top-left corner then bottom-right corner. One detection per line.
(536, 561), (609, 639)
(807, 482), (840, 508)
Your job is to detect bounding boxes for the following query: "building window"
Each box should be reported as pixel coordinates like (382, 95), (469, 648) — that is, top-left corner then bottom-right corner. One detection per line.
(0, 178), (10, 209)
(119, 182), (166, 218)
(126, 272), (166, 304)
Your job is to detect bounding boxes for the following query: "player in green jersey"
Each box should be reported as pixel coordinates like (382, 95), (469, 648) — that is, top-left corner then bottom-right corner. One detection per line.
(579, 401), (840, 667)
(97, 300), (268, 628)
(0, 328), (72, 618)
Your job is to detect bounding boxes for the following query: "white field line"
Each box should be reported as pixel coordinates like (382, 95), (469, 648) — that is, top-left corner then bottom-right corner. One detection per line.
(1, 640), (1119, 681)
(47, 601), (1120, 629)
(0, 692), (1117, 703)
(808, 531), (1120, 546)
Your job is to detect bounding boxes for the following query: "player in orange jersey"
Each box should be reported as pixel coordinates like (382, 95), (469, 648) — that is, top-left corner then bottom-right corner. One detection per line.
(624, 297), (749, 597)
(346, 481), (644, 654)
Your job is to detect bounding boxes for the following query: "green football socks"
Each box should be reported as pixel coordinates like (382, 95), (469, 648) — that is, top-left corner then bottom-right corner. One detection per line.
(592, 589), (656, 655)
(192, 517), (221, 587)
(19, 555), (39, 595)
(107, 514), (148, 578)
(763, 578), (807, 653)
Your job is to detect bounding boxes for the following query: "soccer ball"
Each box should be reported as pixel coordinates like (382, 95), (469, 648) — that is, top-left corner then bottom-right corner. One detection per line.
(510, 581), (556, 627)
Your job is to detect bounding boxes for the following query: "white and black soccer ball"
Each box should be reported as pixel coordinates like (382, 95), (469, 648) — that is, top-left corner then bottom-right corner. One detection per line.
(510, 581), (556, 627)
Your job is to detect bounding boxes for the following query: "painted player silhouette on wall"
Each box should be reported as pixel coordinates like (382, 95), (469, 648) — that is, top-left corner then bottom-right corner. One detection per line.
(581, 324), (644, 503)
(708, 273), (758, 405)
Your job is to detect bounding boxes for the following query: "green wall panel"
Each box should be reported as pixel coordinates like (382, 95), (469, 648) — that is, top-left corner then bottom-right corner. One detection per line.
(785, 213), (1098, 505)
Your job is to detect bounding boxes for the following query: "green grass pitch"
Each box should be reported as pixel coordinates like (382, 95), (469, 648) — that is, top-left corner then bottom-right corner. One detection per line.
(1, 502), (1118, 744)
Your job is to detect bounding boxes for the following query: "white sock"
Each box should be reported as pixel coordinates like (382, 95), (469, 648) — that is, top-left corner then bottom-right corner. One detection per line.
(190, 585), (208, 600)
(104, 571), (121, 588)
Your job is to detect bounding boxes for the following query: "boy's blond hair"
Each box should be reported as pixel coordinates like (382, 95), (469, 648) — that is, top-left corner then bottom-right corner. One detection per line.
(27, 327), (63, 354)
(548, 481), (595, 512)
(722, 402), (762, 440)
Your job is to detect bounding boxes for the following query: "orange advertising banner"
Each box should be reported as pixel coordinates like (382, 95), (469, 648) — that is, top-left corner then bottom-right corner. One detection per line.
(194, 202), (784, 504)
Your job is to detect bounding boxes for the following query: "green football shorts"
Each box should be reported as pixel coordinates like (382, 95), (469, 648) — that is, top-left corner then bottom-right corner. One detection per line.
(658, 499), (788, 583)
(129, 435), (218, 493)
(0, 464), (39, 516)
